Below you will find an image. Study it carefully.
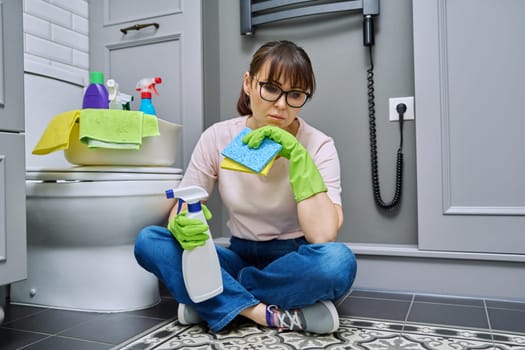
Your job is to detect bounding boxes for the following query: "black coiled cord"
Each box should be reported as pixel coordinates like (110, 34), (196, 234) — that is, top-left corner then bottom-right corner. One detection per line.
(367, 45), (404, 210)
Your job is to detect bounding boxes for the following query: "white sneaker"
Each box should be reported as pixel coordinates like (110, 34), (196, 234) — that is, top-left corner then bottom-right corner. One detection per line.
(266, 300), (340, 334)
(177, 303), (202, 325)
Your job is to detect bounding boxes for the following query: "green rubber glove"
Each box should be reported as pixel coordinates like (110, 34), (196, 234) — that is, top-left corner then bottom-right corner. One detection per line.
(243, 125), (327, 202)
(167, 204), (213, 250)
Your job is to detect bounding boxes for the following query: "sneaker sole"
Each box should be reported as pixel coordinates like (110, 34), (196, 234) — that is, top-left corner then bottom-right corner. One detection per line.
(320, 300), (340, 333)
(177, 304), (189, 325)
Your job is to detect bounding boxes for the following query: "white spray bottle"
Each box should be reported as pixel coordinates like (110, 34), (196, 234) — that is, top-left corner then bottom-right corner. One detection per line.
(165, 185), (223, 303)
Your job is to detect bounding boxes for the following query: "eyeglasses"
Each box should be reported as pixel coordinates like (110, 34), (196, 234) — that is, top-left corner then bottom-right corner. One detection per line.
(257, 81), (311, 108)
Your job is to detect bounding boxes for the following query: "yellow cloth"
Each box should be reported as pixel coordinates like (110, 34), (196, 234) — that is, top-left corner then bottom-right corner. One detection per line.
(32, 110), (80, 155)
(79, 109), (159, 150)
(220, 156), (276, 176)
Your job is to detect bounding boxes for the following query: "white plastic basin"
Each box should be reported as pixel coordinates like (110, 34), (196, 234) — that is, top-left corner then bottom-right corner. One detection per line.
(64, 118), (182, 166)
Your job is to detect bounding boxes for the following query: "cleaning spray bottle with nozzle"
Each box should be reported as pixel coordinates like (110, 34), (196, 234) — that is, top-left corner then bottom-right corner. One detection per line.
(136, 77), (162, 116)
(165, 185), (223, 303)
(106, 79), (134, 110)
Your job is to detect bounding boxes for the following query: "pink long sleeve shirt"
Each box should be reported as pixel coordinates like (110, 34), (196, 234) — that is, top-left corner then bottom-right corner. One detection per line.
(179, 116), (342, 241)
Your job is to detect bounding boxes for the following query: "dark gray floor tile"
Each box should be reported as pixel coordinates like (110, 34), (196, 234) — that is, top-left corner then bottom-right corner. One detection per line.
(414, 294), (484, 307)
(22, 336), (112, 350)
(2, 304), (49, 323)
(0, 327), (48, 350)
(127, 297), (178, 320)
(350, 289), (413, 301)
(2, 308), (101, 334)
(488, 308), (525, 333)
(58, 313), (163, 345)
(408, 302), (489, 329)
(486, 300), (525, 312)
(338, 296), (411, 321)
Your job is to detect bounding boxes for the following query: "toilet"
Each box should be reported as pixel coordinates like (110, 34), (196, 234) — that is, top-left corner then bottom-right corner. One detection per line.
(10, 69), (182, 312)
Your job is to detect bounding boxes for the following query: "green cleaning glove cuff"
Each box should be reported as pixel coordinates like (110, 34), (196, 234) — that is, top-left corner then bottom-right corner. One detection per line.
(288, 147), (327, 202)
(293, 180), (327, 202)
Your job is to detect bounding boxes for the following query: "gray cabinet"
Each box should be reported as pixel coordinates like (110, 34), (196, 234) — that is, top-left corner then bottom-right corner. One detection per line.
(88, 0), (203, 169)
(0, 0), (26, 320)
(413, 0), (525, 254)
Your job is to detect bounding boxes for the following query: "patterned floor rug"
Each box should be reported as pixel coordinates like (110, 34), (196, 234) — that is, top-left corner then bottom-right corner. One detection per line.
(112, 317), (525, 350)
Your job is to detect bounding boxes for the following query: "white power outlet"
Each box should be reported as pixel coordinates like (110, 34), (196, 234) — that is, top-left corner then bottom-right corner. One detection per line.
(389, 96), (414, 121)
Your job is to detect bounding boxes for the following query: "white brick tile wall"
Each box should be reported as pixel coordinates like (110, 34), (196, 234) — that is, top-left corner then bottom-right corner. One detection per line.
(48, 0), (88, 18)
(23, 0), (89, 85)
(24, 53), (50, 66)
(73, 50), (89, 69)
(51, 59), (90, 81)
(72, 14), (89, 35)
(52, 24), (89, 52)
(24, 0), (72, 29)
(23, 13), (51, 39)
(26, 33), (72, 64)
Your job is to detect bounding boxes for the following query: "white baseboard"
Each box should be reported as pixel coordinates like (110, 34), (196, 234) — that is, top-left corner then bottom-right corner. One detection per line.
(347, 243), (525, 302)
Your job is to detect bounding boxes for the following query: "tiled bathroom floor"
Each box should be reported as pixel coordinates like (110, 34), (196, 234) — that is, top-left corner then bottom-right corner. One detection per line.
(1, 284), (524, 350)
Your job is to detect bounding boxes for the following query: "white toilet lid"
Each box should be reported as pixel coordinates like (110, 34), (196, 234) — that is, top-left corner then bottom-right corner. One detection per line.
(26, 166), (183, 181)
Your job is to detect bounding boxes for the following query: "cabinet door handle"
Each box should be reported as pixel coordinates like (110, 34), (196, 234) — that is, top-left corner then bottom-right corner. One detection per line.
(120, 22), (159, 35)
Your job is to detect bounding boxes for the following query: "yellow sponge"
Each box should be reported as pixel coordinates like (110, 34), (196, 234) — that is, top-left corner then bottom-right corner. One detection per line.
(221, 156), (276, 176)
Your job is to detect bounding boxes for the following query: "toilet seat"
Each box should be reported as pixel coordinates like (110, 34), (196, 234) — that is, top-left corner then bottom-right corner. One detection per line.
(26, 166), (183, 198)
(26, 166), (183, 181)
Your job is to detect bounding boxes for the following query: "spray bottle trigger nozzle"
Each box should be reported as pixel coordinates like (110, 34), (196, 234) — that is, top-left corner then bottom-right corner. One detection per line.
(166, 189), (184, 215)
(176, 199), (184, 215)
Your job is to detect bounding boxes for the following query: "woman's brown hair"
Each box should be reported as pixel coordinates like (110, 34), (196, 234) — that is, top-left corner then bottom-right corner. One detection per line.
(236, 40), (316, 116)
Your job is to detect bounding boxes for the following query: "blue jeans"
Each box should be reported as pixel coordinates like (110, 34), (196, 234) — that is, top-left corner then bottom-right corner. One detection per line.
(134, 225), (357, 332)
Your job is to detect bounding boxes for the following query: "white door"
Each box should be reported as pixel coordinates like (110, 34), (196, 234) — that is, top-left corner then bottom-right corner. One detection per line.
(413, 0), (525, 254)
(88, 0), (203, 169)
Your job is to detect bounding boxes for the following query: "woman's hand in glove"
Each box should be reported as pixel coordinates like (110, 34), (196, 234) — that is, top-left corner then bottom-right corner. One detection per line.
(243, 125), (327, 202)
(167, 204), (212, 250)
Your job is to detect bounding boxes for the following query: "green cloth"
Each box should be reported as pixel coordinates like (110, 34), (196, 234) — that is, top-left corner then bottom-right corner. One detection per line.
(79, 109), (159, 149)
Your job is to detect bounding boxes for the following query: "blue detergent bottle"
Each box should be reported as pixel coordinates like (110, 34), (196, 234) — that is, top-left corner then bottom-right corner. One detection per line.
(136, 77), (162, 116)
(82, 71), (109, 109)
